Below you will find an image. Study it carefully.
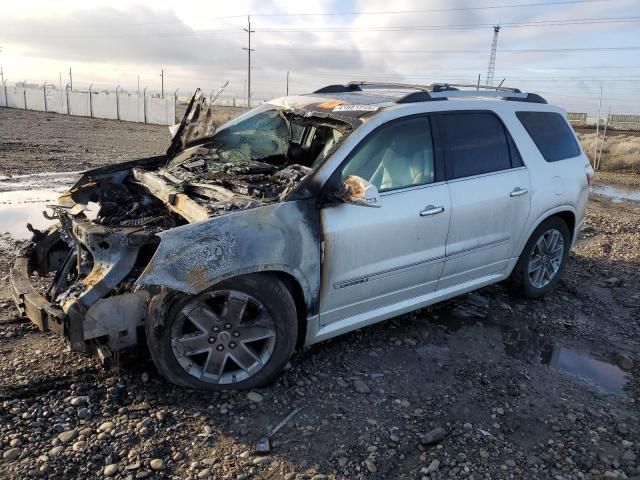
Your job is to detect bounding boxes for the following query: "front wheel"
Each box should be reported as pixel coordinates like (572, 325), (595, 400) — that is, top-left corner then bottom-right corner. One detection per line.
(146, 273), (297, 390)
(510, 217), (571, 299)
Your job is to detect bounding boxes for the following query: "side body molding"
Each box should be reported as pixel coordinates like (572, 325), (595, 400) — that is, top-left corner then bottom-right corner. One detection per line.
(136, 199), (321, 314)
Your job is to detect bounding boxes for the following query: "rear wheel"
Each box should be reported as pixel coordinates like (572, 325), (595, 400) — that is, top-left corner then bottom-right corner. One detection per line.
(147, 274), (297, 390)
(511, 217), (570, 299)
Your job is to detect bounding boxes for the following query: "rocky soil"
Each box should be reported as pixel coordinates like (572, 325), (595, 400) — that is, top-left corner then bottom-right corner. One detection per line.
(0, 108), (639, 479)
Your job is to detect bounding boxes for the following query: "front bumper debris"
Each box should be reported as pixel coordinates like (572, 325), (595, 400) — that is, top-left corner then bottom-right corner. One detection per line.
(10, 219), (153, 353)
(10, 255), (67, 337)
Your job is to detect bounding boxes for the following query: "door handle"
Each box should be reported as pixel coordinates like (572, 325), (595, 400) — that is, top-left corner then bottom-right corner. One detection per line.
(510, 187), (528, 197)
(420, 205), (445, 217)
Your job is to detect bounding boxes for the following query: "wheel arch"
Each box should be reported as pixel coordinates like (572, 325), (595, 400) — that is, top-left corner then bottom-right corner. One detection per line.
(271, 271), (309, 349)
(515, 206), (577, 260)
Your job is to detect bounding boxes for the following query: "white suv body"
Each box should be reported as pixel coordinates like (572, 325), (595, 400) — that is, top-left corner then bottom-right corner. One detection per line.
(12, 83), (592, 389)
(307, 88), (591, 344)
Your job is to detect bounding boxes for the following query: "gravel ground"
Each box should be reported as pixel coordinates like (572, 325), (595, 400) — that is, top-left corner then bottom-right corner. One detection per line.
(0, 108), (638, 480)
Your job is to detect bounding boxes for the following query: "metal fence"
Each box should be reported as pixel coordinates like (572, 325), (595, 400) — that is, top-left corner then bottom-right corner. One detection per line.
(568, 112), (640, 130)
(0, 83), (181, 125)
(567, 112), (587, 126)
(608, 114), (640, 131)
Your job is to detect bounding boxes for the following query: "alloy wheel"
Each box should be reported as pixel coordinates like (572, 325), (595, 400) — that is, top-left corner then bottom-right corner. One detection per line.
(171, 290), (277, 384)
(528, 228), (565, 289)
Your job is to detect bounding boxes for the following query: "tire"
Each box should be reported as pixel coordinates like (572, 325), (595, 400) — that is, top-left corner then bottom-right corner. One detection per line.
(510, 217), (571, 299)
(146, 273), (297, 390)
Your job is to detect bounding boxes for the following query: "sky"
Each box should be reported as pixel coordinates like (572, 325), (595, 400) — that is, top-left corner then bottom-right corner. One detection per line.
(0, 0), (639, 114)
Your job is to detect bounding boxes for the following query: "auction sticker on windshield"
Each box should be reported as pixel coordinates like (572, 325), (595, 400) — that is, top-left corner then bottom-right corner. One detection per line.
(332, 104), (379, 112)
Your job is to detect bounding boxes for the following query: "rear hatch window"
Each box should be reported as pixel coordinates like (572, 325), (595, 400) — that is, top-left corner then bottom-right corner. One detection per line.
(516, 111), (581, 162)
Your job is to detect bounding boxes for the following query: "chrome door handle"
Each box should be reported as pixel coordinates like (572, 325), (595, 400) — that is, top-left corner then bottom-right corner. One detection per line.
(420, 205), (445, 216)
(510, 187), (528, 197)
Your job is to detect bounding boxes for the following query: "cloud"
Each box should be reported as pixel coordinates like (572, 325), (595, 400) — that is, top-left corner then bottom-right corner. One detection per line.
(0, 0), (638, 112)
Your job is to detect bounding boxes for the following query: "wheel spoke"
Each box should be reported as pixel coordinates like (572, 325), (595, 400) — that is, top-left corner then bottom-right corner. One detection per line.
(174, 334), (212, 356)
(223, 293), (248, 324)
(202, 351), (227, 379)
(230, 343), (261, 372)
(238, 324), (276, 342)
(533, 265), (545, 286)
(547, 230), (559, 252)
(185, 304), (219, 333)
(528, 256), (543, 274)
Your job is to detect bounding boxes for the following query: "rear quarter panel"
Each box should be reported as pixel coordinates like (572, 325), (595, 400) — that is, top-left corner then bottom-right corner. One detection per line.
(499, 104), (590, 254)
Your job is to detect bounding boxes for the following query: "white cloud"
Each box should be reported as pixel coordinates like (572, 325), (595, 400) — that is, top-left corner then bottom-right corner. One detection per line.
(0, 0), (638, 113)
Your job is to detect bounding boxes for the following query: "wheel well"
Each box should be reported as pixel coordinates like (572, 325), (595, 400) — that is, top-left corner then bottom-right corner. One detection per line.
(552, 211), (576, 242)
(272, 271), (308, 349)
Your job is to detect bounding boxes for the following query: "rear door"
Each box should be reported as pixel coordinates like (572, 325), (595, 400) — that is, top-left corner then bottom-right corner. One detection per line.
(435, 111), (532, 289)
(319, 115), (451, 326)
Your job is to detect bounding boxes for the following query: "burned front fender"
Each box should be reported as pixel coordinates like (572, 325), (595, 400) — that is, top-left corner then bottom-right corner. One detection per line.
(136, 199), (321, 314)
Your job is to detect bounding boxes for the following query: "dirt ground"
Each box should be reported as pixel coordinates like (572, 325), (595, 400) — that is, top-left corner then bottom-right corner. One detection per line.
(0, 108), (639, 480)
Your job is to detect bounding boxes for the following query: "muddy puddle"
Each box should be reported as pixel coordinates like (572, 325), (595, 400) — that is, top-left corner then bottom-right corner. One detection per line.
(424, 294), (630, 394)
(0, 171), (82, 239)
(590, 184), (640, 203)
(0, 189), (67, 238)
(0, 170), (82, 193)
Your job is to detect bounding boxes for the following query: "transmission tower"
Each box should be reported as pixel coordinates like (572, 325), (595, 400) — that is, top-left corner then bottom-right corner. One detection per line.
(486, 25), (501, 86)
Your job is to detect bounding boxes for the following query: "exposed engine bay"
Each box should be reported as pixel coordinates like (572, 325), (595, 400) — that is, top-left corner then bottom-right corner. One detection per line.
(90, 103), (350, 227)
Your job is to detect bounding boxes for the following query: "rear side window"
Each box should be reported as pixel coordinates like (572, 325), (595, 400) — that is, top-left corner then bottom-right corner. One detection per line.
(516, 111), (580, 162)
(437, 112), (512, 180)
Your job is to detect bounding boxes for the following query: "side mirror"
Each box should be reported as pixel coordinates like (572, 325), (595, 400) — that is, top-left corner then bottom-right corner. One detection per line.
(333, 175), (382, 208)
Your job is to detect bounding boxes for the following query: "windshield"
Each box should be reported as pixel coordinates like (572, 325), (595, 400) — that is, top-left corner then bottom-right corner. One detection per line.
(167, 103), (349, 171)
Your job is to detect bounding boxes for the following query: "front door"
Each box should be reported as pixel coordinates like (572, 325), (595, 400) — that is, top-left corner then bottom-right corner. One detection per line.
(319, 116), (451, 326)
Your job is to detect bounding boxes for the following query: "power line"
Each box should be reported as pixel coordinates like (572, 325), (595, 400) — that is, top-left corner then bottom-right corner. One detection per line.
(259, 45), (640, 54)
(255, 16), (640, 32)
(8, 16), (639, 39)
(11, 0), (618, 30)
(246, 0), (617, 17)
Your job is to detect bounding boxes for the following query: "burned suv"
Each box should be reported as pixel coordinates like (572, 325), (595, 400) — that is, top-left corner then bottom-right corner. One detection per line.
(12, 83), (592, 390)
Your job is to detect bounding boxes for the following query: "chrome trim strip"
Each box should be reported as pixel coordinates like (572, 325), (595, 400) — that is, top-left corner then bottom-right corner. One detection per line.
(446, 167), (527, 185)
(446, 236), (510, 257)
(333, 254), (446, 289)
(334, 236), (510, 289)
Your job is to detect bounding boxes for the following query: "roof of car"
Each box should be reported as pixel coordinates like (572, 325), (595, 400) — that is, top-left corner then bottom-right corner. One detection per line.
(268, 82), (551, 124)
(269, 82), (549, 126)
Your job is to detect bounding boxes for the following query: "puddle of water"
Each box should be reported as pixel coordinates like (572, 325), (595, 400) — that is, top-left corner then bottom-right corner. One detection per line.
(540, 346), (628, 394)
(0, 189), (67, 239)
(422, 295), (629, 394)
(590, 184), (640, 203)
(0, 170), (84, 181)
(0, 171), (82, 193)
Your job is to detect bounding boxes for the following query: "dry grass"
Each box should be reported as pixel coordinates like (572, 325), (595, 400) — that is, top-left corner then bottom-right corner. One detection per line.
(578, 132), (640, 173)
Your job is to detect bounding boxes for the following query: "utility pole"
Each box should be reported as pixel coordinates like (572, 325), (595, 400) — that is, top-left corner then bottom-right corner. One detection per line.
(242, 16), (255, 108)
(486, 25), (500, 86)
(286, 71), (289, 96)
(0, 65), (4, 86)
(593, 84), (603, 168)
(69, 67), (73, 91)
(160, 69), (164, 99)
(59, 72), (63, 112)
(243, 78), (247, 109)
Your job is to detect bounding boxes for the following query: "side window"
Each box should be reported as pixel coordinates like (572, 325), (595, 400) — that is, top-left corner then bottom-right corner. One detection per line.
(437, 112), (512, 180)
(341, 117), (434, 192)
(516, 111), (580, 162)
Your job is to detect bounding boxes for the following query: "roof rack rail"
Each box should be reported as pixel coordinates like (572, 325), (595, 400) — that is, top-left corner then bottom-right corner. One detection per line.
(312, 81), (547, 104)
(313, 84), (362, 94)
